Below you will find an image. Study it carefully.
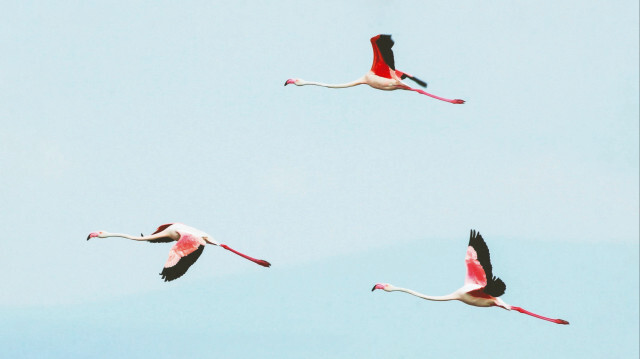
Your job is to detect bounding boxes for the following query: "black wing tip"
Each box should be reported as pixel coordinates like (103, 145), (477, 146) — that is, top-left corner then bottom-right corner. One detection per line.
(409, 76), (427, 88)
(469, 229), (485, 242)
(469, 229), (480, 241)
(484, 276), (506, 297)
(160, 273), (181, 282)
(468, 229), (489, 256)
(160, 269), (187, 282)
(376, 34), (395, 47)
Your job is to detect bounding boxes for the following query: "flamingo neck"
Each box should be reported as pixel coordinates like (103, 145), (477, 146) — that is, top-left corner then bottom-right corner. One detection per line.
(298, 77), (366, 88)
(100, 232), (142, 240)
(220, 244), (271, 267)
(510, 306), (570, 325)
(100, 232), (169, 241)
(392, 287), (459, 302)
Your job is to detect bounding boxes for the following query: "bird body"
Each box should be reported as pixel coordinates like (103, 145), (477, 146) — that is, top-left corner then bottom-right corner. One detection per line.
(372, 230), (569, 325)
(87, 223), (270, 282)
(364, 73), (401, 91)
(285, 34), (465, 104)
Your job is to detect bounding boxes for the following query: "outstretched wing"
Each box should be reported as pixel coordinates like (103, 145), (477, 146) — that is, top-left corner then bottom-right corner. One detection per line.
(160, 232), (206, 282)
(370, 35), (428, 88)
(465, 230), (506, 297)
(370, 34), (395, 78)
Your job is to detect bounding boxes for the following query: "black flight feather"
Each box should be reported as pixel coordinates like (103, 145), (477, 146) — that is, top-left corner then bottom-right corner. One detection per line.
(148, 237), (174, 243)
(376, 35), (396, 70)
(406, 75), (427, 87)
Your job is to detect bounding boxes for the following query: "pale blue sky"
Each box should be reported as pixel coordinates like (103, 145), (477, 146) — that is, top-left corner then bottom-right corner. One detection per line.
(1, 1), (638, 358)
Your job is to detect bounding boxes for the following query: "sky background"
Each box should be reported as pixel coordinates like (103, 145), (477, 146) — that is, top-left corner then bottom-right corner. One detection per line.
(1, 1), (638, 358)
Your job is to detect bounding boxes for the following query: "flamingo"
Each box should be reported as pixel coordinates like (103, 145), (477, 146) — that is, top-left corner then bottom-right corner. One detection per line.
(87, 223), (271, 282)
(372, 230), (569, 325)
(284, 34), (465, 104)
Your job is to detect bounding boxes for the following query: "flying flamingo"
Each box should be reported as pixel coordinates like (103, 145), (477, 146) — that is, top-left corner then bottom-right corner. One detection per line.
(372, 230), (569, 325)
(285, 34), (465, 104)
(87, 223), (271, 282)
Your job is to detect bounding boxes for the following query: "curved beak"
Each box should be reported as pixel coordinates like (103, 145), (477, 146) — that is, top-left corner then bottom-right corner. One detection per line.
(283, 80), (289, 86)
(371, 285), (377, 292)
(87, 232), (99, 241)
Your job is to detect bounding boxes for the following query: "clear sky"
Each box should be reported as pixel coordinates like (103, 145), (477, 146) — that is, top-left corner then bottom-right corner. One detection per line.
(1, 1), (638, 358)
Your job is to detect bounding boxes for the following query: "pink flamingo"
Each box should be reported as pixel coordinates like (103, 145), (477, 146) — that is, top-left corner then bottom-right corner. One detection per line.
(285, 34), (465, 104)
(87, 223), (271, 282)
(372, 230), (569, 325)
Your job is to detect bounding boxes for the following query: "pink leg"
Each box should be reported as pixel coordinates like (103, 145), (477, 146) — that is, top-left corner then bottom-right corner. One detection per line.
(405, 87), (465, 104)
(511, 306), (569, 325)
(220, 244), (271, 267)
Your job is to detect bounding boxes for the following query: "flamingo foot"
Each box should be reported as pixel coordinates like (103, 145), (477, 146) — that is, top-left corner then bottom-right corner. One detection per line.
(452, 99), (465, 104)
(255, 260), (271, 268)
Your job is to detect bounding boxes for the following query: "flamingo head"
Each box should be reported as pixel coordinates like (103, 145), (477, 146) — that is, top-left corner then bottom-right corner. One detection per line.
(86, 231), (104, 240)
(371, 283), (392, 292)
(284, 78), (300, 86)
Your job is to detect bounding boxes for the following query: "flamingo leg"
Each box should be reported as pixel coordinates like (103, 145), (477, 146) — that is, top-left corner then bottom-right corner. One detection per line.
(511, 306), (569, 325)
(404, 86), (465, 104)
(220, 244), (271, 267)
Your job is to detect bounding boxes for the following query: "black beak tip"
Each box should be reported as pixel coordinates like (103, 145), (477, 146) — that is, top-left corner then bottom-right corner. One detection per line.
(371, 285), (376, 292)
(284, 81), (288, 86)
(86, 234), (91, 241)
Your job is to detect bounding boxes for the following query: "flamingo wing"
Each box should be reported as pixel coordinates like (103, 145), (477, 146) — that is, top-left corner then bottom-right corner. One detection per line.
(465, 230), (506, 297)
(152, 223), (174, 234)
(160, 231), (205, 282)
(370, 34), (395, 79)
(370, 35), (428, 88)
(148, 223), (175, 243)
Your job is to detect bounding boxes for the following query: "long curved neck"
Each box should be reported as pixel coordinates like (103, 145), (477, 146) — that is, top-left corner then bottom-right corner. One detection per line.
(100, 232), (167, 241)
(392, 287), (459, 302)
(299, 77), (366, 88)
